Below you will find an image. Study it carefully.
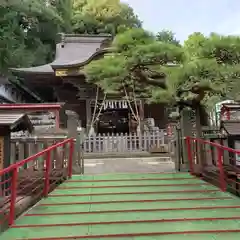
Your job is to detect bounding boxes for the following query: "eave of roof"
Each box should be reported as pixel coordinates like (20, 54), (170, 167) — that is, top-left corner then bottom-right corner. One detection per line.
(222, 103), (240, 109)
(10, 64), (54, 75)
(10, 34), (112, 75)
(0, 113), (33, 133)
(51, 48), (111, 69)
(0, 103), (64, 111)
(10, 49), (110, 75)
(221, 120), (240, 135)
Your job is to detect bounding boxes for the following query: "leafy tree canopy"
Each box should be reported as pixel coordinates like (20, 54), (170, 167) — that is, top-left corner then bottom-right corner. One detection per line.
(0, 0), (67, 74)
(2, 0), (240, 125)
(84, 29), (240, 123)
(0, 0), (142, 76)
(72, 0), (142, 34)
(156, 30), (180, 46)
(85, 28), (183, 98)
(183, 32), (240, 107)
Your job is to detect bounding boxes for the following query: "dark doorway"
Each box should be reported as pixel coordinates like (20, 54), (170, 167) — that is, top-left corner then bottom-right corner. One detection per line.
(96, 109), (130, 134)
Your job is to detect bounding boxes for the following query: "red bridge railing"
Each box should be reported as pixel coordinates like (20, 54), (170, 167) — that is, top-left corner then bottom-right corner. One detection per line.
(186, 136), (240, 195)
(0, 138), (74, 227)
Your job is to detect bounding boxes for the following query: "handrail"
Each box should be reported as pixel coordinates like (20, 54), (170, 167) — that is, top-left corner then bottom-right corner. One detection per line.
(0, 138), (74, 227)
(186, 136), (240, 155)
(185, 136), (240, 194)
(0, 138), (73, 176)
(11, 136), (67, 141)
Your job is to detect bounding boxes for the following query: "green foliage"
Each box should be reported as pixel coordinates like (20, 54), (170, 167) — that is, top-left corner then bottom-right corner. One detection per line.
(112, 28), (154, 52)
(85, 55), (128, 94)
(2, 0), (240, 121)
(184, 33), (240, 64)
(156, 30), (180, 46)
(85, 28), (240, 116)
(0, 0), (142, 77)
(0, 1), (66, 74)
(85, 28), (183, 100)
(183, 32), (240, 106)
(72, 0), (142, 35)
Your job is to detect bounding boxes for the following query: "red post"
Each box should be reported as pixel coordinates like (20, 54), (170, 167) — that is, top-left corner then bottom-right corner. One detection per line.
(43, 151), (51, 197)
(68, 140), (74, 178)
(9, 167), (18, 226)
(186, 137), (194, 175)
(217, 146), (226, 192)
(226, 108), (230, 120)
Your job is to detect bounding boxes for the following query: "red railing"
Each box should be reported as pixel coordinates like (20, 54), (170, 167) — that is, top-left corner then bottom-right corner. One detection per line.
(185, 136), (240, 195)
(0, 138), (74, 227)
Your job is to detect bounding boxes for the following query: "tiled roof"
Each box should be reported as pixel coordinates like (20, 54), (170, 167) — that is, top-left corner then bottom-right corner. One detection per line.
(221, 120), (240, 135)
(11, 34), (112, 75)
(0, 113), (33, 132)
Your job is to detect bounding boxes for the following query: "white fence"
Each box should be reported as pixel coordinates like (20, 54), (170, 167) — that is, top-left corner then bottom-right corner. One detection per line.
(83, 131), (166, 153)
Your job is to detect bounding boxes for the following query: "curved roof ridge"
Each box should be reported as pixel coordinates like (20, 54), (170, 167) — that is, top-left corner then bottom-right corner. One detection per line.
(10, 34), (112, 75)
(10, 64), (54, 74)
(51, 48), (112, 69)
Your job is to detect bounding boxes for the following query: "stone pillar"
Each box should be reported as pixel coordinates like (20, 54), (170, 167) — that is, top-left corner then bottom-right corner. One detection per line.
(179, 109), (193, 172)
(66, 110), (80, 174)
(66, 110), (79, 139)
(59, 105), (67, 128)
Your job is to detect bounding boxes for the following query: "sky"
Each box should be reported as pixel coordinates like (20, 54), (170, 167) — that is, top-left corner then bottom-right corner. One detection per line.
(123, 0), (240, 42)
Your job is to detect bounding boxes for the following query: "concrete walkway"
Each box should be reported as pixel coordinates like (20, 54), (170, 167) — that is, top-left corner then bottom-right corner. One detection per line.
(83, 156), (174, 174)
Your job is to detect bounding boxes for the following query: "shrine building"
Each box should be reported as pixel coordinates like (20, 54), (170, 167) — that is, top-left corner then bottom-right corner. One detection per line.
(11, 34), (168, 134)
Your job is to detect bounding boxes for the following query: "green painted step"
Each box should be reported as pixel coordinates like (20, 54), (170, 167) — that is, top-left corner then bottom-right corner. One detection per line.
(134, 235), (240, 240)
(2, 172), (240, 240)
(81, 234), (240, 240)
(30, 198), (240, 214)
(2, 220), (240, 239)
(70, 173), (194, 180)
(51, 185), (217, 195)
(17, 208), (240, 225)
(61, 178), (204, 187)
(41, 192), (231, 203)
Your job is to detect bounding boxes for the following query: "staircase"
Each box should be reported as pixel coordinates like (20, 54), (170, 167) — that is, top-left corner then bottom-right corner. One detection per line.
(2, 173), (240, 239)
